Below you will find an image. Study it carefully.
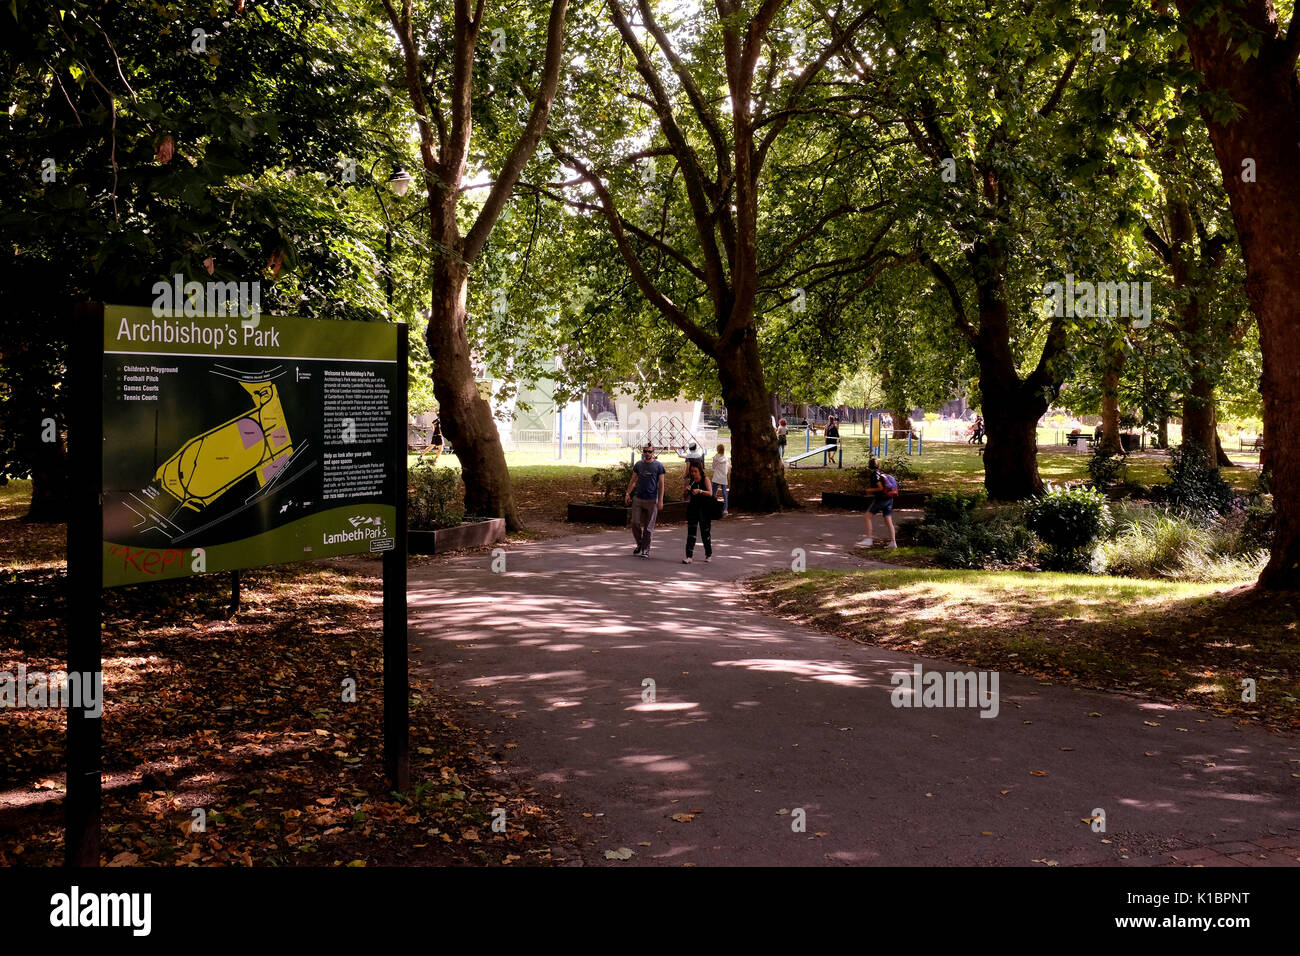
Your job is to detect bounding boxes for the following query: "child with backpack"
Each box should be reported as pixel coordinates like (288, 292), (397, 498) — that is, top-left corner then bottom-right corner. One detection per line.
(856, 457), (898, 548)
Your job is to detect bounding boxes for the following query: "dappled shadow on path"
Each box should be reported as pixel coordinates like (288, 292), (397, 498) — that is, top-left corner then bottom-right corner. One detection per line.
(408, 515), (1300, 866)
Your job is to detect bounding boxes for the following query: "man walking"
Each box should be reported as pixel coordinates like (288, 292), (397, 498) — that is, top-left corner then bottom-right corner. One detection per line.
(625, 444), (666, 557)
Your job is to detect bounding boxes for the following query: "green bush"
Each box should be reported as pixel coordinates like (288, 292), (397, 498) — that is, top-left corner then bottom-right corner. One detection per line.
(878, 455), (921, 482)
(923, 489), (987, 524)
(913, 501), (1034, 569)
(1096, 506), (1267, 582)
(591, 462), (635, 503)
(849, 456), (918, 492)
(408, 467), (465, 530)
(1025, 484), (1111, 571)
(1238, 501), (1275, 552)
(926, 518), (1037, 570)
(1087, 446), (1128, 489)
(1150, 441), (1235, 519)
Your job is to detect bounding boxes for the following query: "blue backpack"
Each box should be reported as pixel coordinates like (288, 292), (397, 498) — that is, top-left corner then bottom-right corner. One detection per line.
(881, 473), (899, 496)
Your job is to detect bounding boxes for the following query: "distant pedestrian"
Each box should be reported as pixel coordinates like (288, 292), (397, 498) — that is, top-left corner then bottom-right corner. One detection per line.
(856, 457), (898, 549)
(776, 418), (788, 458)
(712, 443), (730, 516)
(681, 461), (713, 563)
(624, 444), (666, 557)
(825, 415), (840, 465)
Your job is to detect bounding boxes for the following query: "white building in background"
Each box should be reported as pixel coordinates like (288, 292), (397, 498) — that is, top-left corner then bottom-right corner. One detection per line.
(409, 356), (706, 452)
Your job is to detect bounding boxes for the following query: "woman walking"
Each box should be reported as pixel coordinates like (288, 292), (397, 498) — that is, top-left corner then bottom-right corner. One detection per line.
(681, 461), (714, 563)
(776, 418), (788, 459)
(856, 457), (898, 548)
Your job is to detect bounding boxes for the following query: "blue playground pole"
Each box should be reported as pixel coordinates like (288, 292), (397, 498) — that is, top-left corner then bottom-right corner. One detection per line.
(578, 398), (584, 463)
(918, 433), (923, 456)
(908, 432), (913, 455)
(805, 426), (810, 453)
(556, 407), (562, 460)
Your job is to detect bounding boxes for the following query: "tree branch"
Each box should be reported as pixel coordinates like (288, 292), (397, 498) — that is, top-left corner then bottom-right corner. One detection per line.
(1038, 53), (1079, 117)
(555, 148), (718, 355)
(918, 249), (977, 343)
(463, 0), (570, 263)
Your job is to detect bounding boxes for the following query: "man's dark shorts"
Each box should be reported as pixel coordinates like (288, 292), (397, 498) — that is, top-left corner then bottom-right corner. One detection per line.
(869, 495), (894, 515)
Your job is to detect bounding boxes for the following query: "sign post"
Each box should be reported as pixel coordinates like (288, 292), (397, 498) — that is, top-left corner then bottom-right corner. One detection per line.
(66, 302), (105, 866)
(67, 304), (409, 864)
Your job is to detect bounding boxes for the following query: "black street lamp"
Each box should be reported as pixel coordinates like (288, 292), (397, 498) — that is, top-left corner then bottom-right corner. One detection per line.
(369, 161), (414, 310)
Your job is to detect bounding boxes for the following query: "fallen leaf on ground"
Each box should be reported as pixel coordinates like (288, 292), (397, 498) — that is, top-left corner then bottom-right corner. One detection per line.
(604, 847), (634, 860)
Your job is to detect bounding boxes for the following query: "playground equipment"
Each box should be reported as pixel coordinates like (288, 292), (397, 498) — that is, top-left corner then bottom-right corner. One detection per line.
(626, 414), (715, 462)
(782, 412), (922, 467)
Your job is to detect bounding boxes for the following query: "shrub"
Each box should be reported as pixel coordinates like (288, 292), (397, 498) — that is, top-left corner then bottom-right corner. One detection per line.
(1238, 501), (1275, 553)
(1149, 441), (1235, 519)
(1087, 446), (1128, 489)
(927, 517), (1036, 570)
(1025, 484), (1111, 571)
(877, 454), (921, 482)
(591, 462), (635, 503)
(850, 455), (919, 492)
(1096, 507), (1267, 582)
(913, 499), (1034, 569)
(408, 467), (465, 530)
(923, 489), (987, 525)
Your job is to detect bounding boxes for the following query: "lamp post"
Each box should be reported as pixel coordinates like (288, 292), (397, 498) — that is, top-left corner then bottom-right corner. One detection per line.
(368, 161), (414, 311)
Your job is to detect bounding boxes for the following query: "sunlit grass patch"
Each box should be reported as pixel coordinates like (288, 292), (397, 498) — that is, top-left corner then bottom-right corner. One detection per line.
(747, 567), (1300, 729)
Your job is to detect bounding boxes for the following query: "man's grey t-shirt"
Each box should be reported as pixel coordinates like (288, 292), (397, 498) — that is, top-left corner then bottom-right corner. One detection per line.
(633, 459), (666, 499)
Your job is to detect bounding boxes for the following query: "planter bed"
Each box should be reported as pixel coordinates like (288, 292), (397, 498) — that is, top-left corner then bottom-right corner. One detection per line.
(821, 490), (929, 511)
(567, 499), (691, 525)
(408, 517), (506, 555)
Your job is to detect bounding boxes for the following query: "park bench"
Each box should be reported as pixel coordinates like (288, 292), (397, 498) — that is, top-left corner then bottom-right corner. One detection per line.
(1240, 437), (1265, 454)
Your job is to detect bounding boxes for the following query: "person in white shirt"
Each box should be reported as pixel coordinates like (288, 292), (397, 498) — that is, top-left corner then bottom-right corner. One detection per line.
(712, 444), (731, 516)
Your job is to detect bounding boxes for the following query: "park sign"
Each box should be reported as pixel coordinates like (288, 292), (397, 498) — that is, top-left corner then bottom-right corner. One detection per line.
(101, 305), (400, 587)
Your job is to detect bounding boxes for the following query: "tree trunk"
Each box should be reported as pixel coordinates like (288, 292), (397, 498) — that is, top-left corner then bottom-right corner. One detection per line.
(1155, 411), (1168, 449)
(982, 399), (1044, 500)
(23, 453), (67, 523)
(965, 238), (1061, 500)
(892, 408), (914, 439)
(717, 332), (796, 511)
(1213, 431), (1233, 468)
(1181, 372), (1219, 467)
(428, 261), (521, 530)
(1177, 0), (1300, 587)
(1099, 362), (1124, 455)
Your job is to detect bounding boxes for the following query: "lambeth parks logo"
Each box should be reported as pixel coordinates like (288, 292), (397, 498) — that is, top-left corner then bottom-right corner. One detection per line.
(323, 514), (389, 546)
(891, 664), (1000, 718)
(1043, 273), (1151, 329)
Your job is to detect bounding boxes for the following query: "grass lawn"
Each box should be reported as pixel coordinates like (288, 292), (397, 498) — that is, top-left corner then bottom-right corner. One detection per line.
(780, 440), (1263, 500)
(746, 567), (1300, 729)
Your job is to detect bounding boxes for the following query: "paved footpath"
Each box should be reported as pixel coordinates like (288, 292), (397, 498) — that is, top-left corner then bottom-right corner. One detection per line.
(408, 510), (1300, 866)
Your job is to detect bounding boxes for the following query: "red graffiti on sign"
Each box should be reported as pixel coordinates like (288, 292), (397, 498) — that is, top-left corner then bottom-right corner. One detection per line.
(107, 544), (185, 575)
